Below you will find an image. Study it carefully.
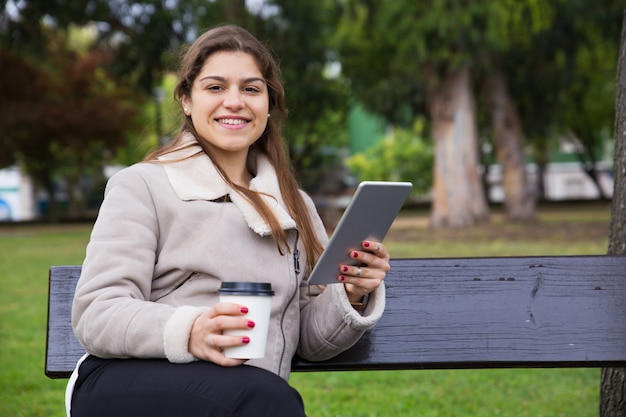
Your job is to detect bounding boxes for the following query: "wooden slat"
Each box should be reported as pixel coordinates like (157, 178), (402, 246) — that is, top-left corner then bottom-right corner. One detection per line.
(46, 256), (626, 378)
(45, 266), (85, 378)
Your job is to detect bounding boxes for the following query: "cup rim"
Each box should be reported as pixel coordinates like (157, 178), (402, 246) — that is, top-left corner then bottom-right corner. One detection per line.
(218, 281), (274, 296)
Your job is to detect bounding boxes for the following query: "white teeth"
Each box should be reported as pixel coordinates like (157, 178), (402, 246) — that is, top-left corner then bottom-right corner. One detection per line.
(218, 118), (246, 125)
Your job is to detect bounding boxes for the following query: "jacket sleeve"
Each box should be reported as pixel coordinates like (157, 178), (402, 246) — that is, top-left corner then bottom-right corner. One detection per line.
(71, 166), (206, 362)
(296, 193), (386, 361)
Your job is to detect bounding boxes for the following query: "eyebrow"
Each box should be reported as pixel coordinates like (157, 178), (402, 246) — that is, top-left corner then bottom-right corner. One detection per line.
(198, 76), (266, 85)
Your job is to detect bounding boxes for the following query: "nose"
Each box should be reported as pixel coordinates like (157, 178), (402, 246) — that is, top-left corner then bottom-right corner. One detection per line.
(223, 87), (244, 110)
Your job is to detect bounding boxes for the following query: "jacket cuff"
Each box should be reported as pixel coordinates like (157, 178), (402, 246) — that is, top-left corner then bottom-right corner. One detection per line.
(331, 282), (386, 329)
(163, 306), (209, 363)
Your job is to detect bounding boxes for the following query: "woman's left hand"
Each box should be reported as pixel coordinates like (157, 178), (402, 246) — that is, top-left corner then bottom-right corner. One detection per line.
(338, 240), (390, 303)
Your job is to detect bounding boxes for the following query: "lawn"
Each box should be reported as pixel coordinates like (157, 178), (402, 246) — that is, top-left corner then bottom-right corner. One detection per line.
(0, 203), (612, 416)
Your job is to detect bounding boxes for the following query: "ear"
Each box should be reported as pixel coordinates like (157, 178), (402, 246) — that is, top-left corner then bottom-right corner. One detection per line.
(181, 96), (191, 115)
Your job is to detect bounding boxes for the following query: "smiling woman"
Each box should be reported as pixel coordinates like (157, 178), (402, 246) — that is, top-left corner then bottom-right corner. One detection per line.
(65, 24), (391, 417)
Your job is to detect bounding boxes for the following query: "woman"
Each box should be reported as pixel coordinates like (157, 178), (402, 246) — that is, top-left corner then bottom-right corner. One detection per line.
(67, 24), (389, 417)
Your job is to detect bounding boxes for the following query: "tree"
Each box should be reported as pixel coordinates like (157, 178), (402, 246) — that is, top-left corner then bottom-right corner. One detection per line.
(1, 0), (190, 95)
(483, 68), (535, 220)
(0, 28), (140, 219)
(336, 1), (500, 227)
(600, 8), (626, 416)
(336, 1), (556, 226)
(2, 1), (350, 196)
(428, 65), (489, 227)
(336, 1), (564, 226)
(504, 0), (622, 202)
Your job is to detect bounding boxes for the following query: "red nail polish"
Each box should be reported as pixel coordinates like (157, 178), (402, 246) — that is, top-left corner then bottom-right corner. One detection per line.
(247, 320), (255, 328)
(240, 307), (249, 314)
(342, 266), (349, 272)
(242, 337), (250, 344)
(352, 251), (359, 258)
(364, 241), (371, 248)
(338, 275), (345, 282)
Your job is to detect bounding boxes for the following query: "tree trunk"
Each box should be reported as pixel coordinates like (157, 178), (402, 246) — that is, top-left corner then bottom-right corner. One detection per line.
(428, 66), (489, 228)
(600, 8), (626, 417)
(484, 69), (536, 221)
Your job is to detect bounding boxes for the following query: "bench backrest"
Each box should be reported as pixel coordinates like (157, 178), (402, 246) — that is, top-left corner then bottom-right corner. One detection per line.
(46, 255), (626, 378)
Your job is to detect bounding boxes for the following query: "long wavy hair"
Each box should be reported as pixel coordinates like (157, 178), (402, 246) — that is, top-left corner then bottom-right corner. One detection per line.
(144, 24), (323, 273)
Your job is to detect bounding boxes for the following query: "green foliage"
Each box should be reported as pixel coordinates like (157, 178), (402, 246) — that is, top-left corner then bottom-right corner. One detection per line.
(335, 0), (555, 124)
(1, 0), (351, 194)
(346, 119), (433, 194)
(2, 0), (622, 208)
(247, 0), (350, 190)
(0, 26), (142, 218)
(504, 0), (622, 169)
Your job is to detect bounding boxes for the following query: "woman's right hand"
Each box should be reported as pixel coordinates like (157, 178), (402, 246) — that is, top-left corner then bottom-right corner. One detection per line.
(188, 302), (254, 366)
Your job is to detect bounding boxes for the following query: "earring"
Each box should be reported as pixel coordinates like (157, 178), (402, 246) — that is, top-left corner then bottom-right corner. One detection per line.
(267, 113), (271, 118)
(184, 108), (189, 114)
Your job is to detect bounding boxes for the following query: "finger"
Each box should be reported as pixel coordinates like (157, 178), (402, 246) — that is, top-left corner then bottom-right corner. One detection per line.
(363, 241), (387, 257)
(356, 266), (363, 277)
(209, 302), (250, 318)
(207, 333), (221, 351)
(208, 333), (252, 351)
(340, 264), (367, 278)
(199, 333), (249, 367)
(341, 277), (381, 298)
(211, 316), (256, 335)
(210, 333), (254, 366)
(350, 250), (390, 273)
(189, 313), (252, 366)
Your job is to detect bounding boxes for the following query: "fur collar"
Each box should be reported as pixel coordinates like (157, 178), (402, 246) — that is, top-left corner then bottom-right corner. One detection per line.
(158, 134), (296, 236)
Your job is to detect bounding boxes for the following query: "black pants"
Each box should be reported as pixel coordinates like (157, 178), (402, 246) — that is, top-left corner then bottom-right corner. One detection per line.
(70, 356), (307, 417)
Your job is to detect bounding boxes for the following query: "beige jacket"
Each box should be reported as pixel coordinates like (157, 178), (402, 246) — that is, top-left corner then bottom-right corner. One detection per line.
(72, 137), (385, 380)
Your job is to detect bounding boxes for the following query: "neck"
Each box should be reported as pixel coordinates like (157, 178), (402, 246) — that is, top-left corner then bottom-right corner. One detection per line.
(215, 150), (253, 188)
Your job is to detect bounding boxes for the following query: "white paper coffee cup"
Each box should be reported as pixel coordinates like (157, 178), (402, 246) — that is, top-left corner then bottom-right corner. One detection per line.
(218, 282), (274, 359)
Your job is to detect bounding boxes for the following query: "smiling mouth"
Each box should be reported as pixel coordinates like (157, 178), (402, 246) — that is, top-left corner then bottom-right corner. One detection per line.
(217, 118), (248, 125)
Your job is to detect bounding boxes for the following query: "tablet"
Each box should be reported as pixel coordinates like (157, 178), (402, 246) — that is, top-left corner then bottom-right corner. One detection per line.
(307, 181), (412, 285)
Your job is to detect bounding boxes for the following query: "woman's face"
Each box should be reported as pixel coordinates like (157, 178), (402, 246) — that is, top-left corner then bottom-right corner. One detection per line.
(182, 51), (269, 162)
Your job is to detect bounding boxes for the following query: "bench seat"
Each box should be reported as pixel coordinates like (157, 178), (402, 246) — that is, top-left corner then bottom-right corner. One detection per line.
(46, 255), (626, 378)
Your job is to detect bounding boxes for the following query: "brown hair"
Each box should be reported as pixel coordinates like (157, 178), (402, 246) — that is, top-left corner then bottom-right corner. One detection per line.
(144, 24), (323, 273)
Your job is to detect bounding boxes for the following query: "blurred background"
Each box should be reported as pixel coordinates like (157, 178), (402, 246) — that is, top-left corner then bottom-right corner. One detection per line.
(0, 0), (623, 228)
(2, 2), (625, 416)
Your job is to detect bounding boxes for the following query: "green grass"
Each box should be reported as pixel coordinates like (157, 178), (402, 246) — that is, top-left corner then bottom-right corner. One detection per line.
(0, 204), (611, 416)
(291, 368), (599, 417)
(0, 225), (90, 417)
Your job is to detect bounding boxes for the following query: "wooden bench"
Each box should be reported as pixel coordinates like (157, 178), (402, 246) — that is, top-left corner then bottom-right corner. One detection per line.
(46, 255), (626, 379)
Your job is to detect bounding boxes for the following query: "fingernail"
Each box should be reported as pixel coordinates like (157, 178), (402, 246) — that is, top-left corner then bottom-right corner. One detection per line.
(363, 241), (371, 248)
(352, 251), (359, 258)
(242, 337), (250, 344)
(342, 266), (349, 272)
(338, 275), (345, 282)
(240, 307), (249, 314)
(247, 320), (255, 328)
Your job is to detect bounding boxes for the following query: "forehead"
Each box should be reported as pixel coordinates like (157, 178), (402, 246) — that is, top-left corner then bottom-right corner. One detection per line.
(197, 51), (264, 80)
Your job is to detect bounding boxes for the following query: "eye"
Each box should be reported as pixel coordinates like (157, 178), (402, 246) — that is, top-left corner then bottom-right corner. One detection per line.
(243, 85), (262, 94)
(206, 84), (224, 92)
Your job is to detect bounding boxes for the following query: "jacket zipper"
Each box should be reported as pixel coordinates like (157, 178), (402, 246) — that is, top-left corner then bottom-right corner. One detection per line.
(277, 229), (300, 376)
(293, 236), (301, 275)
